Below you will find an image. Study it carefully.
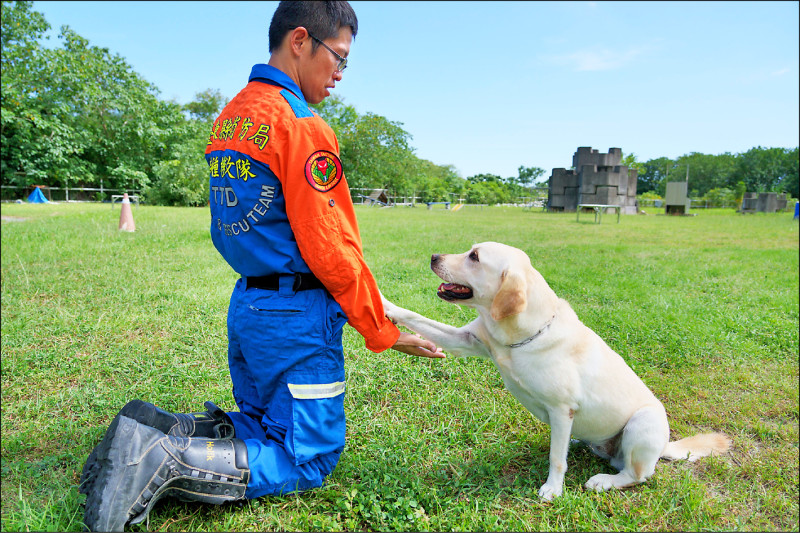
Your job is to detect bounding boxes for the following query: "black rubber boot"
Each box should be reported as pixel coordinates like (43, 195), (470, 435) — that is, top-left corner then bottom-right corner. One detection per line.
(80, 400), (234, 495)
(82, 416), (250, 532)
(115, 399), (235, 439)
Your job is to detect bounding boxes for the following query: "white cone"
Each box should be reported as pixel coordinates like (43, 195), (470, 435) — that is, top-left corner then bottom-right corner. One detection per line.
(118, 193), (136, 232)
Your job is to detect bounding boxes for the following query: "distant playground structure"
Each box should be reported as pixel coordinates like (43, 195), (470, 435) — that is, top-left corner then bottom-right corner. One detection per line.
(356, 188), (392, 207)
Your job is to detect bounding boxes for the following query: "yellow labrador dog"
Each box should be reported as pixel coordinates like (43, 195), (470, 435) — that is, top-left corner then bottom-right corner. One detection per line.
(382, 242), (730, 500)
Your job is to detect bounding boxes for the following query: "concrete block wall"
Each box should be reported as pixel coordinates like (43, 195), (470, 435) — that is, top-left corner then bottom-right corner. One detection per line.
(572, 147), (622, 168)
(749, 192), (787, 213)
(548, 168), (579, 210)
(548, 147), (638, 214)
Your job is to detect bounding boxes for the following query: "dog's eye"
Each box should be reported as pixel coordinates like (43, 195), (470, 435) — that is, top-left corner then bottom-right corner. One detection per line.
(469, 250), (479, 262)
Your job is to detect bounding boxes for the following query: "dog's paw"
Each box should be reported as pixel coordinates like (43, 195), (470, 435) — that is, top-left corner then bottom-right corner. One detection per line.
(585, 474), (615, 492)
(538, 483), (562, 501)
(585, 472), (637, 492)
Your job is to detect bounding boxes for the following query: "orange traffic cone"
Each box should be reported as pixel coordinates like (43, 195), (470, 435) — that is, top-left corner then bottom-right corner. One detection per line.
(118, 193), (136, 232)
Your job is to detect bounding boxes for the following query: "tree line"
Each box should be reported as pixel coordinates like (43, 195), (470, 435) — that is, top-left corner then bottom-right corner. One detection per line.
(630, 148), (798, 205)
(2, 2), (796, 207)
(2, 1), (214, 206)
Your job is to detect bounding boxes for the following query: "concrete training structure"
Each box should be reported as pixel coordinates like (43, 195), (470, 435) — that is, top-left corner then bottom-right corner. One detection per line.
(665, 181), (691, 215)
(548, 147), (638, 214)
(740, 192), (788, 213)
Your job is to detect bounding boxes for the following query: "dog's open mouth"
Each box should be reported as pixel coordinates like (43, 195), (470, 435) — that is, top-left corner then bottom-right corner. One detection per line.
(437, 282), (474, 300)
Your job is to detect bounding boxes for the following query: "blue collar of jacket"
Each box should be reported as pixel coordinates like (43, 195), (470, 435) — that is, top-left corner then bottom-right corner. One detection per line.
(249, 64), (307, 106)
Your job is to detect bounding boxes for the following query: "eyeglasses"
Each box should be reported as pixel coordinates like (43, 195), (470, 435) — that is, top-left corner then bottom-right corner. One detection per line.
(308, 32), (348, 72)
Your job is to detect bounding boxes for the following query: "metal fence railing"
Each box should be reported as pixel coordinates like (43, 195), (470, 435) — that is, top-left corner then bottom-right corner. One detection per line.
(1, 185), (142, 203)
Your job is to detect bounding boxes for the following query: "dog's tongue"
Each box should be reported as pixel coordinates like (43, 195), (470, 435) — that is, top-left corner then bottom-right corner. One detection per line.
(440, 283), (470, 294)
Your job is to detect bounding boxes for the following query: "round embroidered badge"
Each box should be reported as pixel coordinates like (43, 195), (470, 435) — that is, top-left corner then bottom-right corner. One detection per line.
(305, 151), (343, 192)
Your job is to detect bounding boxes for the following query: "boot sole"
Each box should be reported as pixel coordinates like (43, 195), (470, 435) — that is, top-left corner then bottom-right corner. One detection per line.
(80, 400), (164, 494)
(82, 415), (139, 532)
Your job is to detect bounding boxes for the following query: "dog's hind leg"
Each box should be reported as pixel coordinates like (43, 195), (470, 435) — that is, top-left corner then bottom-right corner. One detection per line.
(585, 405), (669, 492)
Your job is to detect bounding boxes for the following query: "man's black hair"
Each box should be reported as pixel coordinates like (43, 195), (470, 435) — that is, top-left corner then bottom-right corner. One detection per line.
(268, 0), (358, 53)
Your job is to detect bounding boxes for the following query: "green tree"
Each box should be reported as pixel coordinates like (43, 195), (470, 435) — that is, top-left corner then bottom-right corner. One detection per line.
(47, 27), (183, 190)
(737, 146), (798, 195)
(1, 0), (71, 187)
(700, 187), (736, 208)
(311, 94), (358, 137)
(312, 96), (469, 203)
(465, 180), (509, 205)
(673, 152), (737, 197)
(638, 149), (797, 199)
(516, 165), (545, 187)
(141, 107), (212, 206)
(467, 173), (502, 184)
(1, 1), (190, 195)
(184, 89), (228, 122)
(418, 161), (464, 202)
(144, 89), (229, 206)
(416, 175), (448, 203)
(144, 125), (210, 206)
(621, 152), (646, 176)
(638, 156), (673, 195)
(337, 112), (414, 192)
(780, 147), (799, 197)
(734, 180), (747, 209)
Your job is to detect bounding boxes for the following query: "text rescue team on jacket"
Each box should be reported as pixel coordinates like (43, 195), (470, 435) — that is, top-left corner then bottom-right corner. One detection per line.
(205, 64), (401, 353)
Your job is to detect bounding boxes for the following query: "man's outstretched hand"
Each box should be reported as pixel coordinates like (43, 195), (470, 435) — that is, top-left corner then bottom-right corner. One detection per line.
(391, 332), (445, 359)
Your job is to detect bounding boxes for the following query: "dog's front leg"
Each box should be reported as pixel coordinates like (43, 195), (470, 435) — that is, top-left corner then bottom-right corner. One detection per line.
(382, 297), (490, 358)
(538, 408), (574, 501)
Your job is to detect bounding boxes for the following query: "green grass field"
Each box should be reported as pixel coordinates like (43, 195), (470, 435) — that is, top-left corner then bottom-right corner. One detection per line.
(1, 202), (798, 532)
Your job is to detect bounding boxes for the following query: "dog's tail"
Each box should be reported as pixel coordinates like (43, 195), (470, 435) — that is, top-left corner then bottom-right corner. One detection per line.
(661, 433), (731, 462)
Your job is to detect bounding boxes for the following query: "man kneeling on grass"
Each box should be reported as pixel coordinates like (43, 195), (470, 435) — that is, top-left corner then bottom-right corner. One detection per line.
(79, 2), (442, 531)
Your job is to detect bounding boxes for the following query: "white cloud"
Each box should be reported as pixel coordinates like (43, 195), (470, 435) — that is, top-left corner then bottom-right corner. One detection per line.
(771, 67), (791, 76)
(544, 44), (652, 72)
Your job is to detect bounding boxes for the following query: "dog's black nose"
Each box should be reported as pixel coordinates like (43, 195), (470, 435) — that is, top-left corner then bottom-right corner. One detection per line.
(431, 254), (441, 267)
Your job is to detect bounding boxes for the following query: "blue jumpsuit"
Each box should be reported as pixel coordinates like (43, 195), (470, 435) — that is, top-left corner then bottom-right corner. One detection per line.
(206, 64), (401, 498)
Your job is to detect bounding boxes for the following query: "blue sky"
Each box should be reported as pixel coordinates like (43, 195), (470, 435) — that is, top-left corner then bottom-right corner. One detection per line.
(33, 1), (799, 180)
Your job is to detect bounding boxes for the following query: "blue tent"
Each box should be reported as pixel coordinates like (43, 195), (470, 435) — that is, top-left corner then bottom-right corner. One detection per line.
(27, 187), (49, 203)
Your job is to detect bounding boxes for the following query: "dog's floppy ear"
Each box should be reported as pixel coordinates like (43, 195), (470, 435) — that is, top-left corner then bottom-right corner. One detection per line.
(491, 269), (528, 320)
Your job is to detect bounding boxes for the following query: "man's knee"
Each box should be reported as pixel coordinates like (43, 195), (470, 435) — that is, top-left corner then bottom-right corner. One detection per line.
(243, 443), (342, 499)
